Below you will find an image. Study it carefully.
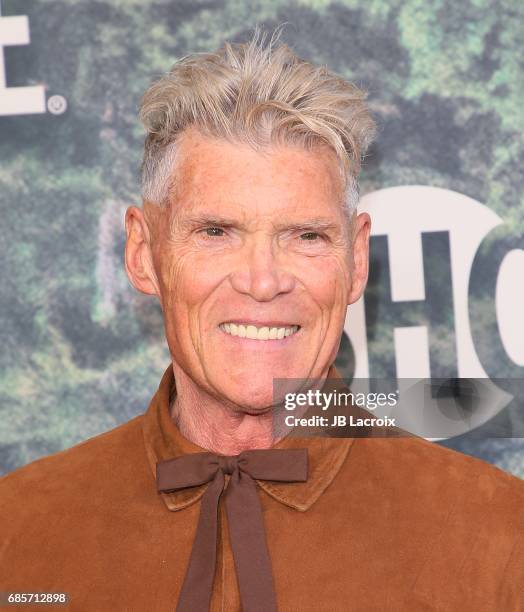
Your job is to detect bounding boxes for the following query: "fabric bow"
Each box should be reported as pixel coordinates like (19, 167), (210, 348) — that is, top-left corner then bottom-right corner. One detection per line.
(157, 448), (309, 612)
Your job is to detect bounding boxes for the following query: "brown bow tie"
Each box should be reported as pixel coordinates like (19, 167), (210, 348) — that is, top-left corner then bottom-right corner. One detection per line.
(156, 448), (308, 612)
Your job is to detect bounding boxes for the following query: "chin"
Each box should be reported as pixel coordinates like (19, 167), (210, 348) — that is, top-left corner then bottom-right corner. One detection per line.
(219, 384), (276, 414)
(246, 358), (312, 380)
(212, 365), (314, 413)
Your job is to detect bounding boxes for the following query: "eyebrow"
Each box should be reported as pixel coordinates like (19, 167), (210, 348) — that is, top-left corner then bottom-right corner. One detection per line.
(178, 214), (342, 232)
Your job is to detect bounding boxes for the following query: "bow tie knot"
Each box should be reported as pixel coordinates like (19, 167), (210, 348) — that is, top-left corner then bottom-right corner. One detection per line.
(217, 454), (238, 475)
(157, 448), (308, 612)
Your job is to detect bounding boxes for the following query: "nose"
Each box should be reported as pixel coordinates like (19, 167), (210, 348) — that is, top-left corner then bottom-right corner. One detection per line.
(229, 235), (295, 301)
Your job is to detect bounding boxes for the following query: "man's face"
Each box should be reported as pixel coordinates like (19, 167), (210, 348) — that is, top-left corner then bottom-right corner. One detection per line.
(127, 128), (370, 413)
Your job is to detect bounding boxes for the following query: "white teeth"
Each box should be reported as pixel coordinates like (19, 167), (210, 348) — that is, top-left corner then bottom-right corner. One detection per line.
(220, 323), (299, 341)
(258, 327), (270, 340)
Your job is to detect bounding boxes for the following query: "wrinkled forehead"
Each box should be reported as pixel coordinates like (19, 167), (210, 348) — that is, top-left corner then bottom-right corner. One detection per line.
(166, 129), (347, 219)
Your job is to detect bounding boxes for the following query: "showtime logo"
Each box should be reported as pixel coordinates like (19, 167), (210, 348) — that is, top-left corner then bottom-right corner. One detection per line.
(0, 2), (65, 116)
(343, 186), (524, 438)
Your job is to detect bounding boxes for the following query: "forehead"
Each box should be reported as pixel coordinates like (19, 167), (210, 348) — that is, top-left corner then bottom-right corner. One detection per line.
(169, 128), (344, 218)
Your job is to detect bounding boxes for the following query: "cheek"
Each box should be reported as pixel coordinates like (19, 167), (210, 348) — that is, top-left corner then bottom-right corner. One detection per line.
(297, 257), (350, 309)
(158, 248), (228, 314)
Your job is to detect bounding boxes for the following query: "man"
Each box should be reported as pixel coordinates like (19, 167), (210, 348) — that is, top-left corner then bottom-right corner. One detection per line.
(1, 27), (523, 612)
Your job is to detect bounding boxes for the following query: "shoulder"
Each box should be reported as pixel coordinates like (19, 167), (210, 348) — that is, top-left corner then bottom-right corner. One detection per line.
(391, 437), (524, 605)
(350, 433), (524, 500)
(347, 434), (524, 567)
(342, 435), (524, 606)
(0, 414), (148, 517)
(0, 415), (158, 586)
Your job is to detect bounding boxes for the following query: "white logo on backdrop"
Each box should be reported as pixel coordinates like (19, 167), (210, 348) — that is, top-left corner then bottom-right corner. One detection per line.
(0, 1), (66, 116)
(345, 185), (523, 438)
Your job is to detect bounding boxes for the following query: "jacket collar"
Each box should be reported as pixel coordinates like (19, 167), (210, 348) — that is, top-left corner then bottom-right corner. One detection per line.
(141, 364), (355, 513)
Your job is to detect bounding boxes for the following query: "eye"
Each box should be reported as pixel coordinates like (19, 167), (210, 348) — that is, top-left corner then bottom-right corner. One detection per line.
(204, 227), (225, 237)
(300, 231), (320, 241)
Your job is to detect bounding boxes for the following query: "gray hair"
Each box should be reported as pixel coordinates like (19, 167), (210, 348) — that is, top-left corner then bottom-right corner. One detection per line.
(139, 24), (376, 215)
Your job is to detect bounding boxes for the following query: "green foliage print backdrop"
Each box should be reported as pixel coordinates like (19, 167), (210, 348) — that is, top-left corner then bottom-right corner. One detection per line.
(0, 0), (523, 476)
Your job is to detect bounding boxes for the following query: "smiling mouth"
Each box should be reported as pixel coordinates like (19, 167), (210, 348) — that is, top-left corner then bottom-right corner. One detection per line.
(219, 322), (300, 341)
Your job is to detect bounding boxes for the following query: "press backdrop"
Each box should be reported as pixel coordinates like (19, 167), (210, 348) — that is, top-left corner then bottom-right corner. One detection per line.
(1, 0), (523, 476)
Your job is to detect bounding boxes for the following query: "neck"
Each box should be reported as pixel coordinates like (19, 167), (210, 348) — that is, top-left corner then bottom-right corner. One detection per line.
(169, 362), (281, 455)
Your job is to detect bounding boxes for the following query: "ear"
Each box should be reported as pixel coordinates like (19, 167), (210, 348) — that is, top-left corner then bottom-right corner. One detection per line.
(124, 205), (161, 297)
(347, 211), (371, 305)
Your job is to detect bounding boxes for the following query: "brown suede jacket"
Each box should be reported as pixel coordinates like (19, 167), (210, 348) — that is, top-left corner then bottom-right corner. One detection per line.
(1, 364), (523, 611)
